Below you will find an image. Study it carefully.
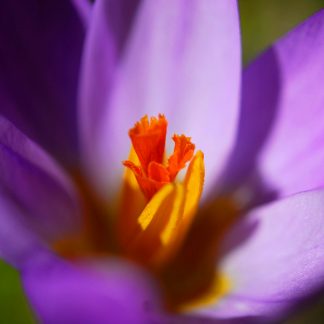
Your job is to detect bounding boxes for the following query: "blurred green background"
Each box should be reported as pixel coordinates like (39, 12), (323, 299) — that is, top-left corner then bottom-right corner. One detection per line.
(0, 261), (35, 323)
(0, 1), (324, 323)
(240, 0), (324, 64)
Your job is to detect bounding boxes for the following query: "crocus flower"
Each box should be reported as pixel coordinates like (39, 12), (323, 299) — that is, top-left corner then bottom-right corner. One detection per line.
(1, 0), (324, 323)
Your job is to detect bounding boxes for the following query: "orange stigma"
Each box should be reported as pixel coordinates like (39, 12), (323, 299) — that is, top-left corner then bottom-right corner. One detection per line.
(123, 115), (195, 200)
(119, 113), (205, 270)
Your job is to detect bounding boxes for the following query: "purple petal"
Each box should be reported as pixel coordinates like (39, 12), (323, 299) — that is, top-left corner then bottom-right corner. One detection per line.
(0, 116), (81, 243)
(79, 0), (141, 198)
(80, 0), (241, 199)
(0, 188), (51, 269)
(0, 0), (86, 165)
(23, 257), (161, 324)
(198, 190), (324, 320)
(222, 9), (324, 201)
(72, 0), (92, 27)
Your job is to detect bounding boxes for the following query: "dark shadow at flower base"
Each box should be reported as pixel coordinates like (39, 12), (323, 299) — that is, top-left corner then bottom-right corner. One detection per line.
(218, 213), (260, 261)
(281, 286), (324, 324)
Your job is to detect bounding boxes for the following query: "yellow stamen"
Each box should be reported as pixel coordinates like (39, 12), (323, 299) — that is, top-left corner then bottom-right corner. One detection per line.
(150, 151), (205, 268)
(117, 147), (146, 251)
(124, 183), (182, 265)
(160, 184), (185, 245)
(138, 183), (176, 231)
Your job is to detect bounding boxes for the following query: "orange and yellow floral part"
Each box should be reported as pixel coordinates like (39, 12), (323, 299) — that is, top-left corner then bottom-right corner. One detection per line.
(118, 114), (205, 269)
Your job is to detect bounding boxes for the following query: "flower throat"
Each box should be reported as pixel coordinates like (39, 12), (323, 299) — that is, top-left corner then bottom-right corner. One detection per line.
(117, 114), (205, 269)
(55, 114), (235, 312)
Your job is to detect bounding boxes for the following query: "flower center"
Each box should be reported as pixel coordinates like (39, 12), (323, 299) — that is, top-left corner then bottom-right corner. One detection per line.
(55, 114), (239, 312)
(117, 114), (205, 269)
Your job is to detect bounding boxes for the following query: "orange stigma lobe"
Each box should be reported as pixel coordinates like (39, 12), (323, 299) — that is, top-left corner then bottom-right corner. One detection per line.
(123, 115), (195, 200)
(168, 135), (195, 181)
(128, 114), (167, 172)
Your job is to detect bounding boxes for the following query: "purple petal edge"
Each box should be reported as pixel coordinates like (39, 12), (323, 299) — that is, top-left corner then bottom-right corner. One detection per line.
(0, 116), (81, 245)
(0, 0), (86, 165)
(23, 257), (161, 324)
(198, 189), (324, 321)
(220, 9), (324, 205)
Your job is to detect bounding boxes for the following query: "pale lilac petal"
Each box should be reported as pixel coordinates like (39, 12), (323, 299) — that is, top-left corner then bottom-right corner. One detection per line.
(222, 9), (324, 201)
(258, 10), (324, 198)
(23, 257), (160, 324)
(82, 0), (241, 199)
(79, 0), (140, 135)
(190, 296), (289, 322)
(0, 116), (81, 242)
(0, 0), (86, 164)
(79, 0), (141, 196)
(195, 190), (324, 321)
